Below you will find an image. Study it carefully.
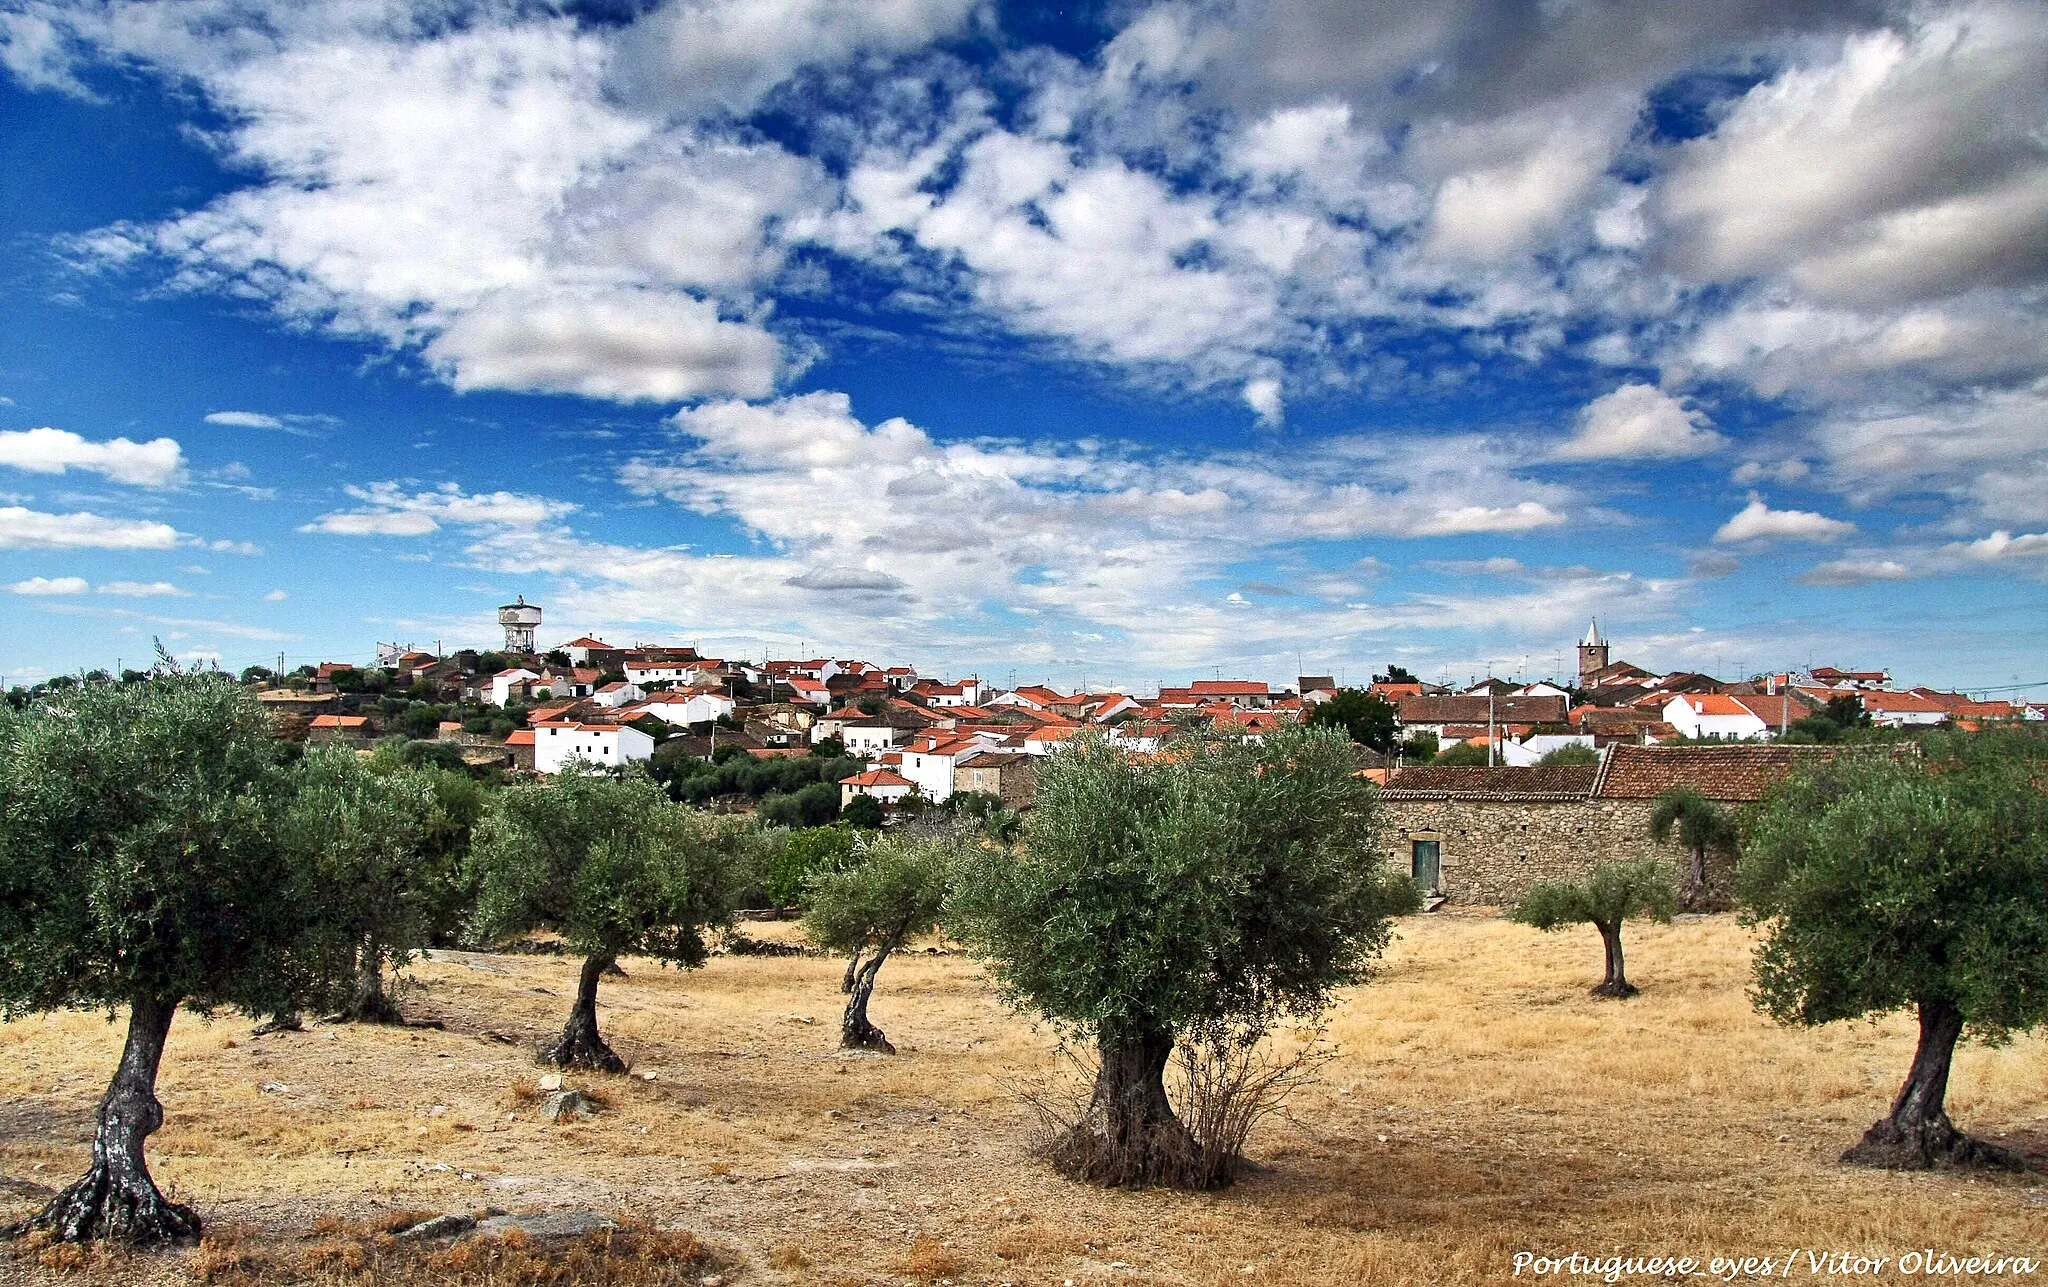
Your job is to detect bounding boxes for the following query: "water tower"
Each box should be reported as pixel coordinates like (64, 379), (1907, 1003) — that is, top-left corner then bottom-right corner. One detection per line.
(498, 595), (542, 654)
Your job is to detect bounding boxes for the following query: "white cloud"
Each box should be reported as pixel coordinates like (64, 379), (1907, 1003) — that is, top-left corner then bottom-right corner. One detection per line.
(1419, 103), (1631, 262)
(0, 506), (181, 549)
(1731, 458), (1811, 486)
(1795, 558), (1913, 586)
(1242, 377), (1284, 427)
(1657, 3), (2048, 304)
(97, 580), (188, 598)
(204, 410), (281, 429)
(1554, 384), (1725, 461)
(301, 482), (577, 537)
(0, 426), (185, 486)
(301, 510), (442, 537)
(36, 603), (297, 642)
(613, 0), (977, 115)
(264, 588), (288, 601)
(9, 575), (88, 595)
(0, 9), (95, 97)
(1713, 496), (1856, 545)
(1811, 385), (2048, 527)
(1961, 529), (2048, 561)
(423, 287), (784, 403)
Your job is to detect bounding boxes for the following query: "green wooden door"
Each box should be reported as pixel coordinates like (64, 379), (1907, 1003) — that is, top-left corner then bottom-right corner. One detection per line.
(1410, 839), (1441, 893)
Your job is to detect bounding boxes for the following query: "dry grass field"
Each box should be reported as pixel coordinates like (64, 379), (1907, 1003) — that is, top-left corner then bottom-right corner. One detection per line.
(2, 910), (2044, 1285)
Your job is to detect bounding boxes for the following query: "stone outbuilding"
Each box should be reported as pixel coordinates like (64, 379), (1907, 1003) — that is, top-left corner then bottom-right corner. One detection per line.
(952, 751), (1037, 809)
(1378, 744), (1853, 906)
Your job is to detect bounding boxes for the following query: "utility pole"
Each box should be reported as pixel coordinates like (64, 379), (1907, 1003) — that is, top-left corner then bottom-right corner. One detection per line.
(1488, 688), (1497, 767)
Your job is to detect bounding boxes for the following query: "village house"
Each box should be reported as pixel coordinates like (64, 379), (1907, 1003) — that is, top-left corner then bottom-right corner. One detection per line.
(1378, 744), (1854, 904)
(504, 728), (536, 771)
(1396, 693), (1568, 739)
(1807, 666), (1892, 690)
(306, 713), (372, 745)
(487, 668), (540, 707)
(1660, 693), (1771, 740)
(1855, 690), (1953, 728)
(591, 680), (646, 709)
(622, 688), (737, 727)
(952, 751), (1036, 808)
(532, 719), (656, 774)
(839, 767), (915, 808)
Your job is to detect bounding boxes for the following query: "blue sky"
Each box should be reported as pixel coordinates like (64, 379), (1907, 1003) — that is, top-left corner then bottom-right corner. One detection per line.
(1, 0), (2044, 694)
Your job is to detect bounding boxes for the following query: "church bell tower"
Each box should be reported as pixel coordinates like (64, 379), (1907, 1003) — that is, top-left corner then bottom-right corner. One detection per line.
(1577, 618), (1609, 688)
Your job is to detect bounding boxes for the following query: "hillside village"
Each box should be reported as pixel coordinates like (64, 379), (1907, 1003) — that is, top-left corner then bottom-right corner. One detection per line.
(192, 598), (2037, 881)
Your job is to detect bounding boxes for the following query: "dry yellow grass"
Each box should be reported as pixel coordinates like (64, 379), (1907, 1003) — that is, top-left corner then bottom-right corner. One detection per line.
(2, 912), (2044, 1286)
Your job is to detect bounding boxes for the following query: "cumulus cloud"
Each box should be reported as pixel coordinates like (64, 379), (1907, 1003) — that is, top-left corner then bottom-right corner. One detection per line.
(9, 575), (88, 595)
(424, 288), (784, 402)
(264, 588), (288, 601)
(1554, 384), (1725, 461)
(1713, 496), (1856, 545)
(1961, 529), (2048, 561)
(0, 426), (185, 486)
(1242, 377), (1285, 427)
(0, 506), (181, 549)
(1656, 3), (2048, 304)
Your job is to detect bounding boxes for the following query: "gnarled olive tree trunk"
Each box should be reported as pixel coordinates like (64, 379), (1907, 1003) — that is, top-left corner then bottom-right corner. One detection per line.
(343, 934), (404, 1024)
(13, 997), (201, 1244)
(1047, 1022), (1203, 1189)
(1591, 921), (1636, 998)
(1843, 998), (2019, 1170)
(540, 952), (626, 1073)
(841, 950), (896, 1053)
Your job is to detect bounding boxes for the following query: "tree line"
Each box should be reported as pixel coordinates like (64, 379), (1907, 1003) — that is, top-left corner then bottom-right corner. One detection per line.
(0, 670), (2041, 1249)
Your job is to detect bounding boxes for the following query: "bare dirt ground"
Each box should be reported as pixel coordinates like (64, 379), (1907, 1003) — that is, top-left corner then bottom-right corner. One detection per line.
(2, 911), (2044, 1285)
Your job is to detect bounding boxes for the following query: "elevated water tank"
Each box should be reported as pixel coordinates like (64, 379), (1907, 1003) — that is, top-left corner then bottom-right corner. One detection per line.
(498, 596), (542, 654)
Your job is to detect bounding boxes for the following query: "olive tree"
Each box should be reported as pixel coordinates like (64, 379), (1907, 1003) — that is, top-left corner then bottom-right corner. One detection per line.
(950, 727), (1418, 1189)
(468, 768), (751, 1072)
(283, 747), (471, 1024)
(803, 833), (954, 1052)
(1739, 732), (2048, 1170)
(1508, 859), (1677, 997)
(1648, 786), (1738, 910)
(0, 675), (343, 1244)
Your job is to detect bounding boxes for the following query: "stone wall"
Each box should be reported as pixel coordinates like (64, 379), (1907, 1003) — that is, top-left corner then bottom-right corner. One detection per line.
(1379, 797), (1739, 907)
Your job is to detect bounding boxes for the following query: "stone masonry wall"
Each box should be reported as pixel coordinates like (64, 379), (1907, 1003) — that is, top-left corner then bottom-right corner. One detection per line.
(1380, 797), (1741, 907)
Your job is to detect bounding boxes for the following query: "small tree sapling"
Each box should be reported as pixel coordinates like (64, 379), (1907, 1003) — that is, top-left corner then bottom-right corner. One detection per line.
(1508, 859), (1678, 998)
(803, 833), (954, 1052)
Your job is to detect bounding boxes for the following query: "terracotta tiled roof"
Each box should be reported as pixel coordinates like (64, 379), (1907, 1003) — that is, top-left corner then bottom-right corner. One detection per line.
(1191, 679), (1269, 696)
(1381, 765), (1598, 801)
(309, 714), (369, 728)
(1856, 691), (1949, 714)
(1397, 695), (1568, 725)
(505, 730), (535, 746)
(1591, 744), (1854, 801)
(956, 751), (1029, 769)
(1725, 692), (1815, 725)
(562, 637), (610, 649)
(1667, 693), (1759, 718)
(842, 768), (913, 788)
